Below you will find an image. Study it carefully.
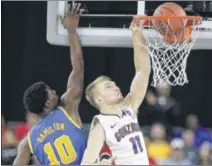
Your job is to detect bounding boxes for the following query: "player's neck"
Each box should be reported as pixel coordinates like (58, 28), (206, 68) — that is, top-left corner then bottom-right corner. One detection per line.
(99, 103), (123, 117)
(39, 111), (50, 119)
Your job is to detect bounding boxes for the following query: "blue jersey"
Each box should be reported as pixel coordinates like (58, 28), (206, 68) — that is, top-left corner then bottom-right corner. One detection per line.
(28, 107), (86, 165)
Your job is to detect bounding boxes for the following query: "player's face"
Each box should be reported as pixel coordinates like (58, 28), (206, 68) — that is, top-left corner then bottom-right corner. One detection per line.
(96, 80), (123, 104)
(46, 87), (59, 110)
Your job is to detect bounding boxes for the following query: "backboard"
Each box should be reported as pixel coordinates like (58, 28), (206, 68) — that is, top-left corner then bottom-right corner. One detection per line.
(47, 1), (212, 49)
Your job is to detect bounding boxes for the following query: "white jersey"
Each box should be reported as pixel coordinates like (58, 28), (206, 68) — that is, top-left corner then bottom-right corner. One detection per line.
(91, 106), (149, 165)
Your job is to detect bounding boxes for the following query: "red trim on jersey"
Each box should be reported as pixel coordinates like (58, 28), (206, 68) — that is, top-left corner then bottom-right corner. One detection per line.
(99, 144), (116, 165)
(100, 144), (156, 165)
(100, 144), (112, 155)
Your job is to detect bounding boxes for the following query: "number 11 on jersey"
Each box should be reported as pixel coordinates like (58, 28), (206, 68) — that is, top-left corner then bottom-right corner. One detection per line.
(129, 135), (143, 154)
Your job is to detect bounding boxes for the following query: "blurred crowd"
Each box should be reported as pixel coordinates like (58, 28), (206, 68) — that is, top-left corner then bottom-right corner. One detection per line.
(144, 120), (212, 165)
(1, 82), (212, 165)
(139, 81), (212, 165)
(1, 112), (39, 165)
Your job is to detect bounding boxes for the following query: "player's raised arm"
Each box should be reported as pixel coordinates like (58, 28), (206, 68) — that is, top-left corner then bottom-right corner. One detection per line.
(60, 3), (84, 110)
(124, 21), (151, 114)
(13, 138), (31, 165)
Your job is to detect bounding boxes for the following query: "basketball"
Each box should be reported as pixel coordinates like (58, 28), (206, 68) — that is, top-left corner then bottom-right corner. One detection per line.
(153, 3), (186, 36)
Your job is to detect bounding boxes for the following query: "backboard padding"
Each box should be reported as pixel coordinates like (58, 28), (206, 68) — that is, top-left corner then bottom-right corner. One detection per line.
(46, 1), (212, 49)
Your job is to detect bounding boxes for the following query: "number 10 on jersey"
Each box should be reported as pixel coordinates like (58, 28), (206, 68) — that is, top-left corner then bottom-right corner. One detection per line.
(44, 135), (77, 165)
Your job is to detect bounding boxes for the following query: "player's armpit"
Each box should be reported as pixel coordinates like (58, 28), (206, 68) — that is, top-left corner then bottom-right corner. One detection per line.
(124, 71), (150, 114)
(81, 122), (105, 165)
(13, 137), (31, 165)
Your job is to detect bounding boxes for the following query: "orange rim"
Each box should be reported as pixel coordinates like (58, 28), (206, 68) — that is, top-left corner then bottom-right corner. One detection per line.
(133, 15), (202, 26)
(133, 15), (202, 43)
(134, 15), (202, 21)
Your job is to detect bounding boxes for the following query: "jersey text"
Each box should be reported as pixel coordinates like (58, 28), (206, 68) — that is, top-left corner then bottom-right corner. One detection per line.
(114, 122), (140, 142)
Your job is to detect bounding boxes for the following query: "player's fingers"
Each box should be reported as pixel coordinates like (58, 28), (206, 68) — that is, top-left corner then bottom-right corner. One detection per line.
(70, 2), (74, 14)
(129, 21), (135, 29)
(81, 5), (89, 14)
(106, 158), (115, 165)
(79, 8), (86, 15)
(75, 3), (81, 14)
(70, 2), (77, 15)
(110, 156), (116, 162)
(129, 21), (138, 32)
(66, 3), (71, 16)
(76, 9), (84, 18)
(111, 156), (116, 165)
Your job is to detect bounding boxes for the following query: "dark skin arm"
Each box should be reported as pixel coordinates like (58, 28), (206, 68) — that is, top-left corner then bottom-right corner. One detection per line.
(13, 138), (31, 165)
(60, 3), (84, 115)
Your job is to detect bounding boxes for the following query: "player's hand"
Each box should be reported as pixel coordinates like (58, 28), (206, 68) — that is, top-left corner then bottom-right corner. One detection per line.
(129, 20), (140, 33)
(129, 21), (136, 32)
(99, 156), (116, 165)
(130, 20), (146, 43)
(60, 2), (83, 32)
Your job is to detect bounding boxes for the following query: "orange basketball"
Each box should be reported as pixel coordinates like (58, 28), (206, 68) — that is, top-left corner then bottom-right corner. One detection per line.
(153, 3), (186, 37)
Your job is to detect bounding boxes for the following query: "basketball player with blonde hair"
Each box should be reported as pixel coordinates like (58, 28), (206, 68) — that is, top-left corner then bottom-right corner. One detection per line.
(81, 21), (151, 165)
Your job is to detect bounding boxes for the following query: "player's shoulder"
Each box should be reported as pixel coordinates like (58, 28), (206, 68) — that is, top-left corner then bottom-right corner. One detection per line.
(94, 113), (120, 122)
(41, 107), (64, 121)
(91, 114), (117, 129)
(18, 136), (30, 151)
(28, 113), (53, 135)
(28, 120), (41, 138)
(91, 114), (108, 124)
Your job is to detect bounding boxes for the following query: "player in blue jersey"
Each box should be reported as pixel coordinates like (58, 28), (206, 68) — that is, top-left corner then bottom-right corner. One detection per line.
(13, 3), (86, 165)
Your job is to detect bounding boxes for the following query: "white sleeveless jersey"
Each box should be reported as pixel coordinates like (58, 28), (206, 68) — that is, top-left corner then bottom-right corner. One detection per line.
(91, 106), (149, 165)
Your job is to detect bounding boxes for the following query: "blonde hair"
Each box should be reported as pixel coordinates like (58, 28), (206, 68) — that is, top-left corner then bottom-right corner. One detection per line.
(86, 76), (111, 109)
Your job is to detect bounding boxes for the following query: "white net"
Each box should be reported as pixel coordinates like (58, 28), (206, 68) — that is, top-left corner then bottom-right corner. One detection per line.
(134, 17), (202, 87)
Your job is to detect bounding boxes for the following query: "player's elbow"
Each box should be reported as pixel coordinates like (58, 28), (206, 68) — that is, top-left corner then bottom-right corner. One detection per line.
(136, 70), (151, 79)
(144, 67), (151, 74)
(72, 87), (83, 100)
(72, 59), (84, 72)
(72, 67), (84, 77)
(136, 62), (151, 74)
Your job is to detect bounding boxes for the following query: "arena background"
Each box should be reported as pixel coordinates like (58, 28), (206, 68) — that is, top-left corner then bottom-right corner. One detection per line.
(2, 1), (212, 126)
(1, 1), (212, 165)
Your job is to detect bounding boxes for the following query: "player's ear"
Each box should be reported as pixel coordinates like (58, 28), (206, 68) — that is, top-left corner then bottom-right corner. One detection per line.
(94, 96), (103, 105)
(45, 100), (51, 108)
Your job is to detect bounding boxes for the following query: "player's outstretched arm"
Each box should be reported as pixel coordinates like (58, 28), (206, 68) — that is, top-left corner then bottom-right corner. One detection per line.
(124, 21), (151, 114)
(60, 3), (84, 112)
(81, 122), (108, 165)
(13, 137), (31, 165)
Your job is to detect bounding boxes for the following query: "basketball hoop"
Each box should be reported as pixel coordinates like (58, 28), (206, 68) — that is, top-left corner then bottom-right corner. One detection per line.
(133, 15), (202, 87)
